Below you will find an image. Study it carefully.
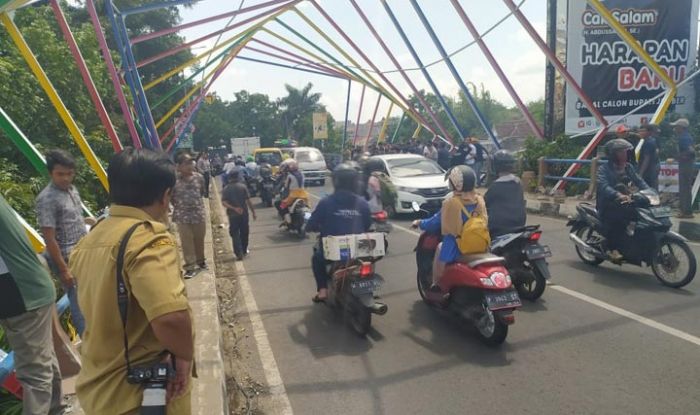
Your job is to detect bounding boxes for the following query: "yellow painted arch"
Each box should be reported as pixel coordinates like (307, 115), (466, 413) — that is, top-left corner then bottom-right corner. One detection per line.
(1, 12), (108, 190)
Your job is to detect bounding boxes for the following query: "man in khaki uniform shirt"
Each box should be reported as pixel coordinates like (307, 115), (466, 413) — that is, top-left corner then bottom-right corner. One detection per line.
(70, 149), (193, 415)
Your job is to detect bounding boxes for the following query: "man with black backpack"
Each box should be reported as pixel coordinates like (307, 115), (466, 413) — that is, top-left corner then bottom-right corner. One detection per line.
(471, 137), (488, 186)
(451, 138), (476, 168)
(364, 158), (397, 213)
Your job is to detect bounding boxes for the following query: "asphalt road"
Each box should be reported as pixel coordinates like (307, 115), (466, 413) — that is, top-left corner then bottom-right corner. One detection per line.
(231, 182), (700, 415)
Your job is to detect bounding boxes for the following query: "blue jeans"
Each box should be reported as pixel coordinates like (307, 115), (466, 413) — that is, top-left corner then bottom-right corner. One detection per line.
(228, 213), (250, 259)
(63, 284), (85, 336)
(473, 161), (484, 186)
(44, 252), (86, 336)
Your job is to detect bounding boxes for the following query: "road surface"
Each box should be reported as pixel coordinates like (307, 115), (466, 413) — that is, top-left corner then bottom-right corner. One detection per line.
(226, 182), (700, 415)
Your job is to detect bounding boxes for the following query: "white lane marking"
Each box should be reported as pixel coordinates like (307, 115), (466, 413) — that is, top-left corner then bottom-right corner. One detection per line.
(392, 222), (421, 237)
(214, 182), (294, 414)
(235, 261), (294, 414)
(549, 285), (700, 347)
(387, 209), (700, 348)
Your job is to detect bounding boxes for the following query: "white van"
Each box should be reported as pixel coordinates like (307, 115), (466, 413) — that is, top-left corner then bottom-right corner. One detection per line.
(289, 147), (329, 186)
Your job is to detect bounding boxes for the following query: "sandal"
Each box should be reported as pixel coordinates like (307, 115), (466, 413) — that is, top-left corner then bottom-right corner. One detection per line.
(312, 294), (327, 303)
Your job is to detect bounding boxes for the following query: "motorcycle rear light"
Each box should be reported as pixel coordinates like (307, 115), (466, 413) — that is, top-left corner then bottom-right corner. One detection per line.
(483, 272), (511, 289)
(479, 277), (495, 287)
(500, 313), (515, 325)
(373, 211), (388, 221)
(529, 231), (542, 242)
(359, 262), (374, 278)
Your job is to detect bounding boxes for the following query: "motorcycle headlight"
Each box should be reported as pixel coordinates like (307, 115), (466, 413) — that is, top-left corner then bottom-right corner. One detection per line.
(640, 189), (660, 206)
(647, 193), (660, 206)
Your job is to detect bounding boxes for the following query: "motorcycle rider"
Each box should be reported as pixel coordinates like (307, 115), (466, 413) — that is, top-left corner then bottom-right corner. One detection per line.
(363, 158), (386, 213)
(412, 165), (488, 288)
(597, 138), (650, 262)
(484, 150), (527, 237)
(306, 164), (372, 302)
(245, 155), (259, 179)
(275, 159), (309, 225)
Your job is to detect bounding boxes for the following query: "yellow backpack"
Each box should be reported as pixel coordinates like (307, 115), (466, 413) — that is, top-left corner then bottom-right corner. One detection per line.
(457, 205), (491, 254)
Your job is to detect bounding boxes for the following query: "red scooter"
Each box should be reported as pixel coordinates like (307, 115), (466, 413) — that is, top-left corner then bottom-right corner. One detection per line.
(415, 230), (522, 346)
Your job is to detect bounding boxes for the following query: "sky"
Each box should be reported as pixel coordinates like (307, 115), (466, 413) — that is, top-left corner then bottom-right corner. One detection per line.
(173, 0), (548, 122)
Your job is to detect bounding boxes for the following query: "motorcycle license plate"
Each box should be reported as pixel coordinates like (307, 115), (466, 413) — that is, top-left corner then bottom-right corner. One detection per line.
(484, 289), (522, 310)
(375, 222), (393, 233)
(650, 206), (672, 218)
(525, 244), (552, 260)
(351, 278), (382, 296)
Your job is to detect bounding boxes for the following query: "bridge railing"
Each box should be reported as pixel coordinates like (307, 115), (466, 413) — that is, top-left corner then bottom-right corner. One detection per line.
(537, 157), (700, 197)
(536, 157), (605, 196)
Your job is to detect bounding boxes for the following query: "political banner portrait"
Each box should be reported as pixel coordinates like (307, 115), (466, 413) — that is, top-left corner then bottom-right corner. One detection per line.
(565, 0), (700, 134)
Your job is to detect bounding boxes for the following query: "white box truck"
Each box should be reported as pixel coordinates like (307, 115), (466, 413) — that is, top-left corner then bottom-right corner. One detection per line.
(230, 136), (260, 158)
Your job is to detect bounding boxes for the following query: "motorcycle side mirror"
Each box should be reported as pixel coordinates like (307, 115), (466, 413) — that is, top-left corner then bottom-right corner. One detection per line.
(411, 201), (421, 212)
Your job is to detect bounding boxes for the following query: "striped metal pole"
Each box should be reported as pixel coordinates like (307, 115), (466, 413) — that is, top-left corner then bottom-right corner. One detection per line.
(409, 0), (500, 148)
(49, 0), (123, 152)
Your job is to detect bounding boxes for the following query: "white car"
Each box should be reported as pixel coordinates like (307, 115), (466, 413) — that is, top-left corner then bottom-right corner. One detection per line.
(371, 154), (449, 214)
(287, 147), (329, 186)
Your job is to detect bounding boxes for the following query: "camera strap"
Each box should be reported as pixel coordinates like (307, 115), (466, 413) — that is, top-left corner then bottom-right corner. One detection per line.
(116, 221), (147, 373)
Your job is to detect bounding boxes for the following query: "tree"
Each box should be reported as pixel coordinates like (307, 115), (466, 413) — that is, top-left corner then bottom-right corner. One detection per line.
(0, 1), (193, 218)
(527, 99), (546, 127)
(278, 82), (322, 143)
(192, 91), (283, 150)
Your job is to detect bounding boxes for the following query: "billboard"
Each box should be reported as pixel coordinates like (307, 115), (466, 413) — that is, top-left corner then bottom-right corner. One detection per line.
(312, 112), (328, 140)
(565, 0), (699, 134)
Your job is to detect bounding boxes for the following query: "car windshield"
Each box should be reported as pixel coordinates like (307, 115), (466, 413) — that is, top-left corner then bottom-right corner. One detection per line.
(295, 149), (323, 163)
(256, 152), (282, 165)
(387, 158), (443, 178)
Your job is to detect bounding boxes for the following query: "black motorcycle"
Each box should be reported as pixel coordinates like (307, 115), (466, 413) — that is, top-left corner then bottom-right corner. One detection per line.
(490, 226), (552, 301)
(258, 163), (274, 207)
(245, 175), (258, 198)
(370, 210), (392, 251)
(324, 251), (387, 336)
(567, 189), (696, 288)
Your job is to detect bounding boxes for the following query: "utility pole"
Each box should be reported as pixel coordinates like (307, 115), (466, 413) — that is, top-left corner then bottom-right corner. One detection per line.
(544, 0), (557, 140)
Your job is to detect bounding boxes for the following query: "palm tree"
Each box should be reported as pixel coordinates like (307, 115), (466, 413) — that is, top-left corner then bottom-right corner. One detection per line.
(279, 83), (322, 142)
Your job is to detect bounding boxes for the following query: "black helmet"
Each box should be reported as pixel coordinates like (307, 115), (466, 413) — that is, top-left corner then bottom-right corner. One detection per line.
(492, 150), (516, 174)
(332, 163), (359, 193)
(235, 159), (246, 167)
(364, 158), (384, 175)
(445, 165), (476, 193)
(357, 152), (370, 167)
(345, 160), (362, 173)
(606, 138), (633, 158)
(259, 163), (272, 177)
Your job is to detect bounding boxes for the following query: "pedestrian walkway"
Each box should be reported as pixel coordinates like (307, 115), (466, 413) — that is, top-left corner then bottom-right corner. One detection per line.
(185, 202), (227, 414)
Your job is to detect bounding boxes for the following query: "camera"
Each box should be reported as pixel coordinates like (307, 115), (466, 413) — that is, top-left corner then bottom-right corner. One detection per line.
(127, 362), (171, 385)
(128, 363), (171, 415)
